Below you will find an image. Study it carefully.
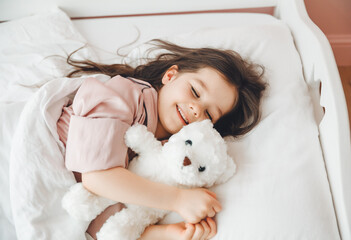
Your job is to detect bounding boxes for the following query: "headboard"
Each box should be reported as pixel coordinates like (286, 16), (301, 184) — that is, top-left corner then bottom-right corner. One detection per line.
(0, 0), (277, 21)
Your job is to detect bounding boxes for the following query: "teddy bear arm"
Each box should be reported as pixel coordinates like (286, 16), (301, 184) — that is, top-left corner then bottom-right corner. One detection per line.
(125, 124), (162, 155)
(97, 204), (168, 240)
(62, 183), (116, 221)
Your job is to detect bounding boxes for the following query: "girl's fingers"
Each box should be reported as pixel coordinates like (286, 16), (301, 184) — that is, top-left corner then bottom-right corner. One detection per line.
(199, 220), (211, 240)
(184, 223), (195, 239)
(185, 218), (217, 240)
(206, 217), (217, 239)
(212, 201), (222, 213)
(204, 190), (222, 213)
(207, 208), (216, 218)
(192, 223), (204, 240)
(204, 189), (217, 199)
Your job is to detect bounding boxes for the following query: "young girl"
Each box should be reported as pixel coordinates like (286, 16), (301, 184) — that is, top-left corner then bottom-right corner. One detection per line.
(57, 39), (266, 240)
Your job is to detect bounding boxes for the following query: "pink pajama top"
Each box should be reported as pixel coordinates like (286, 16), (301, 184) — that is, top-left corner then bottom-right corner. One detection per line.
(57, 75), (158, 173)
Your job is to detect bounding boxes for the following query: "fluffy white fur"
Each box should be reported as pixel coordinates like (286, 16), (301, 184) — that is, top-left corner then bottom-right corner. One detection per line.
(62, 119), (236, 240)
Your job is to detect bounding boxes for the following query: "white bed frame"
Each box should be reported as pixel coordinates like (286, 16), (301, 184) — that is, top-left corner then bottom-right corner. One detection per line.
(1, 0), (350, 238)
(276, 1), (351, 239)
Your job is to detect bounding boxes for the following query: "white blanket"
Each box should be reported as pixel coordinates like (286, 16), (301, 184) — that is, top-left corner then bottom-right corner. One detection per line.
(9, 76), (87, 239)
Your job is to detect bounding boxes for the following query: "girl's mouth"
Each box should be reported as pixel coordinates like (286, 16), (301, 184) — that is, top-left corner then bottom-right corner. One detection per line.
(177, 105), (189, 125)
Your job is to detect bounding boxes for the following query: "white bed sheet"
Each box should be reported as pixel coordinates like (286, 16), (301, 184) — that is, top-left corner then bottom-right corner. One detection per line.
(0, 8), (340, 240)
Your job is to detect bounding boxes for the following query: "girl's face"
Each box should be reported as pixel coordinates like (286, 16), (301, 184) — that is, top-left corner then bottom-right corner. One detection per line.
(156, 65), (237, 139)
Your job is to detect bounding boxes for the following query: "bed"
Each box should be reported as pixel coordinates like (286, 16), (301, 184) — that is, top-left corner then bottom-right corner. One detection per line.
(0, 0), (350, 239)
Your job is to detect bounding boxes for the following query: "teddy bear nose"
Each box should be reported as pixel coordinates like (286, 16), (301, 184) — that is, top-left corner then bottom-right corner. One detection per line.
(183, 156), (192, 166)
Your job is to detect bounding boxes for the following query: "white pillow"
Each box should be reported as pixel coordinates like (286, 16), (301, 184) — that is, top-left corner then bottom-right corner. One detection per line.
(126, 14), (340, 239)
(0, 7), (97, 103)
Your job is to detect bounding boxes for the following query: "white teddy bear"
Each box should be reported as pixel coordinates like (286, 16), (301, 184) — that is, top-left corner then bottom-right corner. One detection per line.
(62, 119), (236, 240)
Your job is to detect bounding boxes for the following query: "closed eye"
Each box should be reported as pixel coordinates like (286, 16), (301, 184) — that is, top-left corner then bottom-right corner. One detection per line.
(206, 111), (213, 122)
(191, 86), (199, 98)
(191, 86), (213, 121)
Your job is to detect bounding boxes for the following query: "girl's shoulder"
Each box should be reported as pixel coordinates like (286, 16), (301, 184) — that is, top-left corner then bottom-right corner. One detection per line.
(77, 75), (156, 102)
(108, 75), (154, 92)
(74, 75), (157, 119)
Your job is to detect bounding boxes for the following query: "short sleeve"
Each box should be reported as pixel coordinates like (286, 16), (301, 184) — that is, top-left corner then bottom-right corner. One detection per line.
(64, 76), (142, 173)
(65, 116), (130, 172)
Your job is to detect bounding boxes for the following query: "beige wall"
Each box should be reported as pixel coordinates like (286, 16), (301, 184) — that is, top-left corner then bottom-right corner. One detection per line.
(304, 0), (351, 66)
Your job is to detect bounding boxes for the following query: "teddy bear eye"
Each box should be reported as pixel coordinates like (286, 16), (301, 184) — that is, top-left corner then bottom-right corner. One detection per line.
(185, 140), (192, 146)
(198, 166), (206, 172)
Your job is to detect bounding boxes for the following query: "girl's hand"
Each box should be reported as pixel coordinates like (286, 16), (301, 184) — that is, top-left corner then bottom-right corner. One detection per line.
(174, 188), (222, 224)
(167, 218), (217, 240)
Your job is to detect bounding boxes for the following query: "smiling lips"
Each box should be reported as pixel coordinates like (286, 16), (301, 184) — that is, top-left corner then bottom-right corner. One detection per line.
(177, 105), (189, 125)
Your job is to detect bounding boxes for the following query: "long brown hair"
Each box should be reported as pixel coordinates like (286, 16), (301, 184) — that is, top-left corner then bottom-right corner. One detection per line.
(67, 39), (267, 137)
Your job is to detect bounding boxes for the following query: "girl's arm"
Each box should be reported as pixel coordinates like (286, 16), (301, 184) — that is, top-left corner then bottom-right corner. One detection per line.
(82, 167), (221, 223)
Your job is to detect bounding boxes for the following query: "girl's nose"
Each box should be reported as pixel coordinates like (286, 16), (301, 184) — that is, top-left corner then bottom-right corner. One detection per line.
(189, 102), (204, 119)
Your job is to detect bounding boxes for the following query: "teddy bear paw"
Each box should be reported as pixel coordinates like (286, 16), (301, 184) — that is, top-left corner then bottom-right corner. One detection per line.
(125, 124), (154, 149)
(62, 183), (115, 221)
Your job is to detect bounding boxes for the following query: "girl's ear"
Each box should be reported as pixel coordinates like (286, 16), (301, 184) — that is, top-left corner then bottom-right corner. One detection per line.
(162, 65), (179, 84)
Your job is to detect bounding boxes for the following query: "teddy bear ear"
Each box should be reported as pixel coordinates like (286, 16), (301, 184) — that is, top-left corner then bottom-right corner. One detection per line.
(215, 155), (236, 185)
